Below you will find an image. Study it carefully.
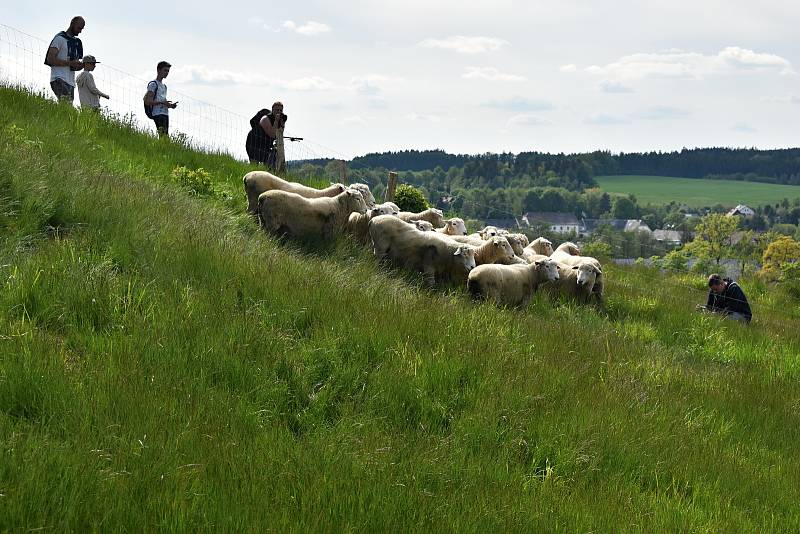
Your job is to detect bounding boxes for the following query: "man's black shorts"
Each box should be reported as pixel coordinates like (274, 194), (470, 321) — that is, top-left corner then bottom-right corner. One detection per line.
(152, 115), (169, 136)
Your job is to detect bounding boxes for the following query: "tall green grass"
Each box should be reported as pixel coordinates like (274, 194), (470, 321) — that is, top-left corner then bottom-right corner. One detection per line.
(1, 86), (799, 531)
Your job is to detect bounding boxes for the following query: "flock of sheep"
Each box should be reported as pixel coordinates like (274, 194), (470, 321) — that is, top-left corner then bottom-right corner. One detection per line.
(243, 170), (604, 307)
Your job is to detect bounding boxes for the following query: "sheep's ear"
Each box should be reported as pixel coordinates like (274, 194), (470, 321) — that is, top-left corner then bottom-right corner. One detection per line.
(595, 267), (603, 275)
(454, 247), (463, 256)
(572, 265), (579, 270)
(493, 241), (500, 247)
(534, 260), (542, 266)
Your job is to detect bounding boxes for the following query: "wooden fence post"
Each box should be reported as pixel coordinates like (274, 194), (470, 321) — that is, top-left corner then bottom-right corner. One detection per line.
(275, 127), (286, 173)
(340, 160), (348, 185)
(386, 171), (398, 202)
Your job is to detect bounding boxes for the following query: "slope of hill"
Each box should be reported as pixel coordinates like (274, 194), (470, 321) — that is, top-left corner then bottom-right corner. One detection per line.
(1, 86), (799, 531)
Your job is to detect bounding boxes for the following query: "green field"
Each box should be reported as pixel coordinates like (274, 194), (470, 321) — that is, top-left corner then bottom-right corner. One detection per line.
(2, 86), (800, 531)
(596, 174), (800, 208)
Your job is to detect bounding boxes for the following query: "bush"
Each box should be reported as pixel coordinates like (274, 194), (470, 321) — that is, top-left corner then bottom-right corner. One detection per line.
(171, 165), (215, 197)
(662, 250), (689, 272)
(582, 241), (613, 259)
(393, 184), (429, 213)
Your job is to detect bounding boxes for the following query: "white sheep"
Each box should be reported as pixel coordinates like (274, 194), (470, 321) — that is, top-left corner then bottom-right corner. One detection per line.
(346, 206), (397, 244)
(544, 261), (603, 304)
(479, 226), (500, 239)
(243, 170), (345, 214)
(550, 241), (581, 259)
(548, 243), (604, 303)
(503, 233), (530, 256)
(525, 237), (554, 257)
(258, 188), (367, 240)
(435, 217), (468, 236)
(397, 208), (446, 228)
(467, 257), (560, 307)
(368, 214), (476, 287)
(374, 201), (400, 215)
(467, 236), (516, 265)
(349, 183), (376, 208)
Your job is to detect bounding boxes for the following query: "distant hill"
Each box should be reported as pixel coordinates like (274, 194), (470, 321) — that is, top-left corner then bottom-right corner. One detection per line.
(338, 147), (800, 186)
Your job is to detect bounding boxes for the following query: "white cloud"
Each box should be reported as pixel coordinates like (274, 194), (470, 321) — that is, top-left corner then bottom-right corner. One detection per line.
(584, 113), (630, 125)
(282, 76), (334, 91)
(418, 36), (509, 54)
(283, 20), (331, 35)
(761, 95), (800, 104)
(340, 116), (369, 127)
(507, 114), (551, 127)
(405, 113), (442, 122)
(631, 106), (691, 120)
(732, 122), (757, 133)
(165, 65), (333, 91)
(559, 64), (577, 73)
(350, 75), (391, 95)
(482, 97), (555, 111)
(462, 67), (525, 82)
(585, 47), (794, 80)
(599, 80), (634, 93)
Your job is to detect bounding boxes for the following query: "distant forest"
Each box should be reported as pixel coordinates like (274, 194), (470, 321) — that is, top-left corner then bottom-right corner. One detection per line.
(334, 147), (800, 186)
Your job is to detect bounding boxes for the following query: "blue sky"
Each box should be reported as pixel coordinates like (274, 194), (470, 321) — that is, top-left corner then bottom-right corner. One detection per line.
(2, 1), (799, 159)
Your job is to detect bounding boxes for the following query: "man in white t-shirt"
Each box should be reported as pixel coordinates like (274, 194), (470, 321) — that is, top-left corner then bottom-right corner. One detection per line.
(45, 16), (85, 102)
(144, 61), (178, 137)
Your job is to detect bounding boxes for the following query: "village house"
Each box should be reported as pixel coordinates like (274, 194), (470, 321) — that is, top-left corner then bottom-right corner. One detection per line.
(523, 212), (581, 234)
(727, 204), (756, 217)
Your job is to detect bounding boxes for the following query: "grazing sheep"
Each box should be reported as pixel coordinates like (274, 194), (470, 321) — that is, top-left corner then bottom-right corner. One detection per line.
(503, 233), (529, 256)
(525, 237), (554, 257)
(243, 170), (345, 214)
(346, 206), (397, 244)
(349, 183), (376, 208)
(550, 241), (581, 259)
(414, 220), (434, 231)
(368, 214), (476, 287)
(467, 257), (560, 307)
(544, 261), (603, 304)
(468, 236), (516, 265)
(397, 208), (446, 228)
(479, 225), (500, 239)
(258, 188), (367, 240)
(435, 218), (468, 236)
(375, 201), (400, 215)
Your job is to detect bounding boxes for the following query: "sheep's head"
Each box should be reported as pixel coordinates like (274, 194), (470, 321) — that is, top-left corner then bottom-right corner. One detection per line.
(350, 183), (376, 208)
(479, 225), (499, 239)
(535, 259), (560, 282)
(489, 237), (515, 261)
(331, 183), (347, 194)
(445, 218), (468, 236)
(453, 246), (477, 273)
(505, 234), (527, 256)
(371, 204), (395, 216)
(414, 220), (434, 231)
(345, 188), (368, 214)
(573, 263), (599, 287)
(528, 237), (553, 256)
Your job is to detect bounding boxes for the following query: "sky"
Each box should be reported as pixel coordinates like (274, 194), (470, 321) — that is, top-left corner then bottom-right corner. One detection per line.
(1, 1), (799, 159)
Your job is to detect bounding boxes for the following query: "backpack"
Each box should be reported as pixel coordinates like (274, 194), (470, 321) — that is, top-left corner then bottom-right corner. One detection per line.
(143, 80), (159, 119)
(44, 31), (83, 68)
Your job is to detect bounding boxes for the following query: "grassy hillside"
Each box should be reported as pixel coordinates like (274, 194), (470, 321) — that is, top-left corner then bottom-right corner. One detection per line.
(596, 174), (800, 207)
(1, 86), (800, 531)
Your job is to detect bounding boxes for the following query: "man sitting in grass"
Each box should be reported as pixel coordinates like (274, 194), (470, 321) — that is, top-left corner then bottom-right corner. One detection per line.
(697, 273), (752, 323)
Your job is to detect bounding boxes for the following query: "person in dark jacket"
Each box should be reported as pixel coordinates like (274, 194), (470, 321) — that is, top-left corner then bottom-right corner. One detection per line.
(245, 101), (286, 169)
(697, 273), (752, 323)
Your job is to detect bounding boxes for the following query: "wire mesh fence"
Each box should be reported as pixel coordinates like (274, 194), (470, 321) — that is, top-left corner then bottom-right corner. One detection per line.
(0, 23), (333, 164)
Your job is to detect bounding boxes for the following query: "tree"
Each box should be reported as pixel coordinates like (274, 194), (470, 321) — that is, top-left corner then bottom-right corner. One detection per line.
(760, 235), (800, 280)
(393, 184), (429, 213)
(582, 241), (613, 259)
(610, 196), (638, 219)
(687, 213), (740, 266)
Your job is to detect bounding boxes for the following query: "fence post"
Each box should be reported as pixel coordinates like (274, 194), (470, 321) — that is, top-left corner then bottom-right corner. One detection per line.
(340, 160), (348, 185)
(386, 171), (398, 202)
(275, 127), (286, 173)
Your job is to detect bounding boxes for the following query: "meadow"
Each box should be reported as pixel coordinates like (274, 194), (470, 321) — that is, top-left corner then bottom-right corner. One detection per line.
(596, 174), (800, 208)
(1, 86), (800, 531)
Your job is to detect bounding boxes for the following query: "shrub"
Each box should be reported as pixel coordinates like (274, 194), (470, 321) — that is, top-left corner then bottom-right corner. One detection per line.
(171, 165), (215, 197)
(393, 184), (429, 213)
(582, 241), (613, 259)
(662, 249), (689, 272)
